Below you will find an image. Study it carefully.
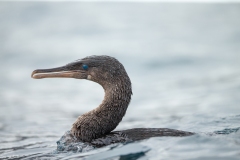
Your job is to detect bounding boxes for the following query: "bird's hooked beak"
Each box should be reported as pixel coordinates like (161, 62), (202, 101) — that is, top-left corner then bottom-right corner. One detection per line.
(31, 65), (87, 79)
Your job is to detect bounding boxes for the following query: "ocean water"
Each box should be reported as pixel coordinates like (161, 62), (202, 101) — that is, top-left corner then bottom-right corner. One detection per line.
(0, 2), (240, 160)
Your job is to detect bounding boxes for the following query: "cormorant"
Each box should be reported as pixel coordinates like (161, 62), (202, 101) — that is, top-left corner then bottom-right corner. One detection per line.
(31, 55), (193, 148)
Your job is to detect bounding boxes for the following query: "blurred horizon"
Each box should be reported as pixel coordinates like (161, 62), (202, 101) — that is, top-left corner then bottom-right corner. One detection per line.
(2, 0), (240, 2)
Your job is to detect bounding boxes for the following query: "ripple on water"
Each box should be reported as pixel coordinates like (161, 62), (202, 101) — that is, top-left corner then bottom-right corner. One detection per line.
(214, 127), (240, 135)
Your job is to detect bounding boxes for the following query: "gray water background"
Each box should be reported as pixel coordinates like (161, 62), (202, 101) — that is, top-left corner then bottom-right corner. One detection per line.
(0, 2), (240, 159)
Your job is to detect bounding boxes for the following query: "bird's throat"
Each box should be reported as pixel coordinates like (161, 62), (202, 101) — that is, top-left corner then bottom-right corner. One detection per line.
(95, 86), (131, 121)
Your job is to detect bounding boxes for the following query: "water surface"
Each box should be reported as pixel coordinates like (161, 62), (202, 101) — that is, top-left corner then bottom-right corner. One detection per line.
(0, 2), (240, 159)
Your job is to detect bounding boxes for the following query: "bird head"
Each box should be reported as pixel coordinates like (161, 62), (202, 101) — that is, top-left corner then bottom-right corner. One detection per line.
(31, 55), (129, 88)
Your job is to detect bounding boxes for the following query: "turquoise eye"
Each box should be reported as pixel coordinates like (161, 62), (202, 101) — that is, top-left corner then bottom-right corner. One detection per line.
(82, 64), (88, 70)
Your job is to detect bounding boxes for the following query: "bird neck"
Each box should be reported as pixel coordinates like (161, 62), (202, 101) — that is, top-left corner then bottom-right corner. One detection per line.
(94, 78), (132, 130)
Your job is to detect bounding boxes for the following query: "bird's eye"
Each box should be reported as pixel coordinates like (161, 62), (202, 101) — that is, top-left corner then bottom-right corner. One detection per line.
(82, 64), (89, 70)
